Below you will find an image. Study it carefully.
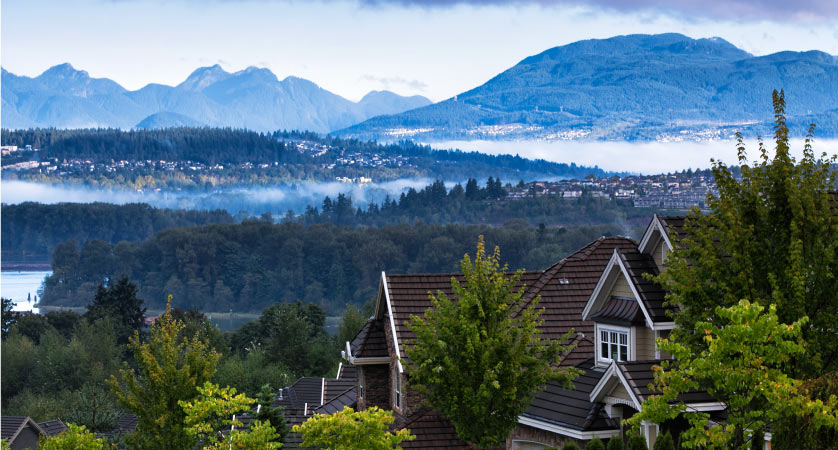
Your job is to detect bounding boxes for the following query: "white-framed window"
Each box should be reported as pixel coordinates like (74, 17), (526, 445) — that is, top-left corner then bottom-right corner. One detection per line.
(358, 366), (365, 399)
(599, 326), (629, 363)
(393, 368), (402, 410)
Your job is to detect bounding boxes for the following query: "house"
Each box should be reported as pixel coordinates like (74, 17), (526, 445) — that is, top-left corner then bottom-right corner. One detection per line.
(341, 234), (640, 448)
(338, 214), (769, 449)
(35, 419), (67, 438)
(1, 417), (47, 449)
(275, 353), (358, 447)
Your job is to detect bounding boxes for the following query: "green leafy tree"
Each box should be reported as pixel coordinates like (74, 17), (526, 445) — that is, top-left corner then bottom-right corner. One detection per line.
(627, 300), (838, 449)
(38, 424), (109, 450)
(407, 237), (579, 448)
(108, 299), (220, 450)
(336, 303), (367, 348)
(658, 90), (838, 378)
(772, 371), (838, 449)
(180, 382), (282, 449)
(292, 406), (414, 450)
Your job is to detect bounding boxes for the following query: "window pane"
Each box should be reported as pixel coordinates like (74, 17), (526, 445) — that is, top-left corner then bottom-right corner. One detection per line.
(619, 333), (627, 345)
(611, 332), (617, 344)
(620, 345), (628, 361)
(601, 341), (608, 357)
(601, 330), (608, 342)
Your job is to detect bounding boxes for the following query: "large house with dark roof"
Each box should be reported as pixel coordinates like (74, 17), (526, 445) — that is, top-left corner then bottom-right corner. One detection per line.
(336, 214), (771, 449)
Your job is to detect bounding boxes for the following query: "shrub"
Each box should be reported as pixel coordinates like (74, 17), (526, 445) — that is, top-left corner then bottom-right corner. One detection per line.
(562, 443), (580, 450)
(586, 437), (606, 450)
(628, 433), (648, 450)
(653, 432), (675, 450)
(606, 435), (624, 450)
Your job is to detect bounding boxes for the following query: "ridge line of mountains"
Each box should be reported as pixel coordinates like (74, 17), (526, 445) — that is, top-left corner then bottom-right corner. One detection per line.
(4, 33), (838, 140)
(1, 63), (431, 133)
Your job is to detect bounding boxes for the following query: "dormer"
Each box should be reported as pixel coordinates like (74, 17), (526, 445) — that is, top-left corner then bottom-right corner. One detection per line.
(582, 248), (675, 367)
(638, 214), (684, 272)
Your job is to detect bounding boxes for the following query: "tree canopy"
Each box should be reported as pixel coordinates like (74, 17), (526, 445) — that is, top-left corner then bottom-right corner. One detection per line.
(108, 300), (220, 450)
(292, 406), (414, 450)
(658, 90), (838, 377)
(407, 237), (579, 448)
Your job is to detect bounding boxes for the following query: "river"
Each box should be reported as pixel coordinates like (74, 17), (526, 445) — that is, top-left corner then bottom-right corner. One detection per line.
(1, 271), (51, 313)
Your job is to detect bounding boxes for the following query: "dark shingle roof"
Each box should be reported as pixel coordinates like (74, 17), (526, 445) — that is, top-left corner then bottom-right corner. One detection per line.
(355, 319), (388, 358)
(617, 360), (716, 404)
(590, 297), (645, 326)
(36, 419), (67, 437)
(398, 407), (468, 449)
(619, 249), (672, 322)
(1, 416), (44, 442)
(523, 359), (618, 432)
(384, 237), (638, 367)
(659, 215), (687, 243)
(314, 387), (356, 415)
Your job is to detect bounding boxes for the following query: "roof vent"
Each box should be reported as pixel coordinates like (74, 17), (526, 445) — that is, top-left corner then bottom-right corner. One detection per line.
(558, 278), (570, 285)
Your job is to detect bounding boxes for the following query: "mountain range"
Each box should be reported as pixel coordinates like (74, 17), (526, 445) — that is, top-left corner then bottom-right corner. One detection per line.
(4, 34), (838, 141)
(1, 64), (431, 133)
(338, 33), (838, 141)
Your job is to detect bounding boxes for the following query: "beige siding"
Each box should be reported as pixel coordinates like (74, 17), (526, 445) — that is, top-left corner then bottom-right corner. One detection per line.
(635, 326), (656, 360)
(652, 238), (667, 270)
(611, 273), (635, 298)
(609, 384), (633, 402)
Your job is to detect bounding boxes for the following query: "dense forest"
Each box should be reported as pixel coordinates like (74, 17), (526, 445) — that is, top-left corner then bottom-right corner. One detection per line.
(41, 220), (626, 313)
(1, 202), (234, 262)
(299, 178), (658, 227)
(2, 178), (659, 263)
(1, 128), (609, 185)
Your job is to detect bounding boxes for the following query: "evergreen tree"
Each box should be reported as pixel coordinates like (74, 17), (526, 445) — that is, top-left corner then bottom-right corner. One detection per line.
(86, 276), (146, 346)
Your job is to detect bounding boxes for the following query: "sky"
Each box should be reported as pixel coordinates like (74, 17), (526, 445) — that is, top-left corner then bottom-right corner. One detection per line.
(2, 0), (838, 102)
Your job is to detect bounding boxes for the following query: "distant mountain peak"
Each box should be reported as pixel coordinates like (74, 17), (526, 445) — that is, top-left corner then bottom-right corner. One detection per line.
(40, 63), (88, 79)
(178, 64), (232, 91)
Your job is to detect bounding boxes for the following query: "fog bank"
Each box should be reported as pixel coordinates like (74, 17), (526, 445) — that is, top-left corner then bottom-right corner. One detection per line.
(430, 139), (838, 175)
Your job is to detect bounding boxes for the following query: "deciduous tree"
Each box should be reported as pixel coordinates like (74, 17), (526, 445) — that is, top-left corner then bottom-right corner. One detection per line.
(292, 406), (414, 450)
(627, 301), (838, 449)
(108, 299), (220, 450)
(407, 237), (579, 448)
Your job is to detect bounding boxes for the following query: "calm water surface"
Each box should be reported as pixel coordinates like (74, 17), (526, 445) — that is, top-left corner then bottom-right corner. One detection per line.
(1, 271), (51, 313)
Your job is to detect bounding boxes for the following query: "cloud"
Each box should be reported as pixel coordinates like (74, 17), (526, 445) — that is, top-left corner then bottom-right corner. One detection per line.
(356, 0), (836, 21)
(360, 74), (428, 92)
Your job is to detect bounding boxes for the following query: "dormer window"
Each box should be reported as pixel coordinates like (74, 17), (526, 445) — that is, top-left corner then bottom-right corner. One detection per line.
(599, 327), (629, 362)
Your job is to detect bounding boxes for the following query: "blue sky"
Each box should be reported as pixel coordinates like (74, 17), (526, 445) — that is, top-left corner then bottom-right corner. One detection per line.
(3, 0), (838, 102)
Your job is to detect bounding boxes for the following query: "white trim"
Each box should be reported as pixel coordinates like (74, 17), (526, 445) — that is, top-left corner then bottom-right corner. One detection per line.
(683, 402), (727, 412)
(517, 415), (621, 440)
(336, 362), (343, 379)
(613, 364), (644, 410)
(589, 362), (618, 402)
(581, 250), (621, 320)
(652, 321), (676, 331)
(320, 377), (325, 406)
(596, 323), (631, 365)
(613, 254), (655, 329)
(382, 271), (404, 373)
(638, 214), (674, 255)
(590, 360), (643, 410)
(342, 340), (390, 365)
